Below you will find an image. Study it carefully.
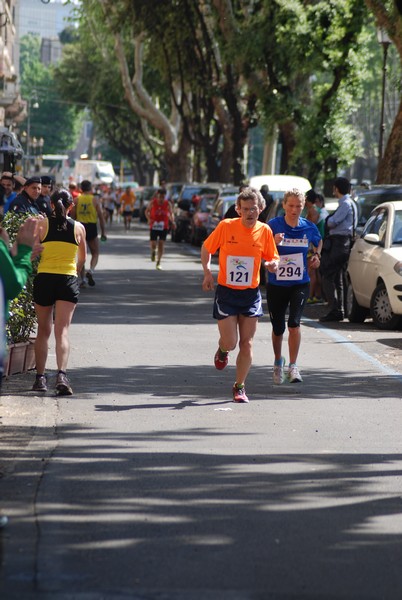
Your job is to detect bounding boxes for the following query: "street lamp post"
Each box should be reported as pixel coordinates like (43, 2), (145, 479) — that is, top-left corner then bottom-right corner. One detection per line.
(377, 28), (392, 161)
(26, 93), (39, 175)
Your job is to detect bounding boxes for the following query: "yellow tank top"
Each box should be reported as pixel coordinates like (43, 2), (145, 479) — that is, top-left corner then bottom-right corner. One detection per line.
(38, 217), (79, 276)
(75, 193), (97, 223)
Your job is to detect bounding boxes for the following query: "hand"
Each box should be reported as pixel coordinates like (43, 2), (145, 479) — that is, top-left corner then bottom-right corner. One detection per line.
(202, 272), (215, 292)
(16, 217), (39, 248)
(31, 241), (44, 260)
(0, 225), (10, 246)
(274, 232), (284, 245)
(309, 254), (321, 269)
(101, 234), (107, 242)
(265, 259), (279, 273)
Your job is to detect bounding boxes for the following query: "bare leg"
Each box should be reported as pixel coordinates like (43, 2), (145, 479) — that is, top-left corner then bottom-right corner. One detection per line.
(34, 304), (54, 374)
(235, 315), (258, 385)
(288, 326), (301, 365)
(53, 300), (77, 372)
(87, 237), (99, 272)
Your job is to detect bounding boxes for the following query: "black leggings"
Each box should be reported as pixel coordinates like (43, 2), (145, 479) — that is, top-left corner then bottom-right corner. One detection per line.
(266, 283), (309, 336)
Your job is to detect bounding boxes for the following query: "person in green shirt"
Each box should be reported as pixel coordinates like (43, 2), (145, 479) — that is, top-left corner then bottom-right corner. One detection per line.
(0, 217), (38, 390)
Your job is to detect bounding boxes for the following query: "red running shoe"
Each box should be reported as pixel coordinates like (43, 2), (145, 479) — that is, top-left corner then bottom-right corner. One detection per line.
(214, 348), (229, 370)
(232, 384), (249, 403)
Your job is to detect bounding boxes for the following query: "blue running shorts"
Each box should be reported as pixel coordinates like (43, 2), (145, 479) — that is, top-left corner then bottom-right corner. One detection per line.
(213, 284), (263, 320)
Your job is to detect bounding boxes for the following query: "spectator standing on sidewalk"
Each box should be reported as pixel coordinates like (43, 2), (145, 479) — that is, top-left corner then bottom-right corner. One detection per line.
(319, 177), (356, 322)
(72, 179), (106, 287)
(32, 189), (86, 396)
(145, 188), (175, 270)
(0, 218), (39, 392)
(267, 189), (322, 384)
(8, 176), (44, 216)
(201, 186), (279, 404)
(0, 172), (16, 215)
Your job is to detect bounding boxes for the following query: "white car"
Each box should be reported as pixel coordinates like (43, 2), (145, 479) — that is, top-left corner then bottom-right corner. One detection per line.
(346, 201), (402, 329)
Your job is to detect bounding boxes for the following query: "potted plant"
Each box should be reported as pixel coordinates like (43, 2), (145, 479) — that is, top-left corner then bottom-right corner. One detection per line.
(2, 211), (38, 376)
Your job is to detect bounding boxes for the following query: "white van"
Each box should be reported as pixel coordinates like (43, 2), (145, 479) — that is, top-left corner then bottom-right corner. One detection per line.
(73, 160), (117, 186)
(248, 174), (312, 220)
(249, 174), (311, 194)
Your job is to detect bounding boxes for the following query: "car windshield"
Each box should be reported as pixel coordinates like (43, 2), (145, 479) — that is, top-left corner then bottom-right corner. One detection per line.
(392, 210), (402, 245)
(357, 190), (402, 226)
(198, 196), (215, 212)
(181, 186), (219, 201)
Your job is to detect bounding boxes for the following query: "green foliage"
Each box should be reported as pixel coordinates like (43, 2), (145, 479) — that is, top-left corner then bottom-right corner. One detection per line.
(19, 34), (82, 157)
(2, 212), (38, 344)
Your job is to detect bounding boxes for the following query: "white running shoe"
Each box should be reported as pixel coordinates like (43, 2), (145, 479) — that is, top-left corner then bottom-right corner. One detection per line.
(273, 357), (286, 385)
(288, 364), (303, 383)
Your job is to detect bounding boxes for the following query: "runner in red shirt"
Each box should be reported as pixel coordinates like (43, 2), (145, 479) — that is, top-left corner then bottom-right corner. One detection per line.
(145, 188), (175, 270)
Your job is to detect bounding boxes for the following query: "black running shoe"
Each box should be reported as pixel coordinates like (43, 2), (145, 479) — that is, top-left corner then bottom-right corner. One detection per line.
(32, 375), (47, 392)
(86, 271), (95, 287)
(56, 373), (73, 396)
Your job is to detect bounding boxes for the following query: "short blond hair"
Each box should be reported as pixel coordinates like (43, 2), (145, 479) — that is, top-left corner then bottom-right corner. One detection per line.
(283, 188), (305, 205)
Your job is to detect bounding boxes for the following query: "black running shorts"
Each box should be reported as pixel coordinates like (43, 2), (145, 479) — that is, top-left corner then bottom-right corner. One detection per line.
(33, 273), (80, 306)
(83, 222), (98, 241)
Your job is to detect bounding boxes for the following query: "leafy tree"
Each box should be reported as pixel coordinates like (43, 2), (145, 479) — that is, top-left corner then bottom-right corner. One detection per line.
(364, 0), (402, 182)
(54, 28), (162, 184)
(19, 35), (81, 159)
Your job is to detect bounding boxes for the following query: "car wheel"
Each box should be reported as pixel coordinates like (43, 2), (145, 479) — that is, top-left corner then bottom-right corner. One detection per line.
(345, 279), (369, 323)
(370, 282), (402, 330)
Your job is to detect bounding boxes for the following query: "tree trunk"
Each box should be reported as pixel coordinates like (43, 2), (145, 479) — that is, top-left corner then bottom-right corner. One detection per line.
(278, 122), (296, 174)
(376, 96), (402, 183)
(164, 133), (192, 182)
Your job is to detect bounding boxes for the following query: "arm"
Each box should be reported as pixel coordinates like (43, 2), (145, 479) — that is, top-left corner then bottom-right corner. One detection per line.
(75, 222), (87, 275)
(168, 205), (176, 228)
(145, 202), (151, 223)
(309, 237), (323, 269)
(201, 244), (215, 291)
(94, 197), (106, 238)
(0, 240), (32, 300)
(327, 201), (349, 229)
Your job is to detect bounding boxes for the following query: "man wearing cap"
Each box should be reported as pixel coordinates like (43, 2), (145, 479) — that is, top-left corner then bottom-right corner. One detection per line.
(8, 176), (44, 215)
(36, 175), (53, 217)
(0, 172), (17, 215)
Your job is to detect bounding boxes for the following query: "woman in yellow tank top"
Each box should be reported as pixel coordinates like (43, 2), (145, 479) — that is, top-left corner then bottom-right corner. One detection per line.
(32, 189), (86, 396)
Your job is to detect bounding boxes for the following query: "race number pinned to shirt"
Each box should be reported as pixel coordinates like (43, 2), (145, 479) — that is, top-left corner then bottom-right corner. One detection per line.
(152, 221), (165, 231)
(226, 256), (254, 286)
(277, 253), (303, 281)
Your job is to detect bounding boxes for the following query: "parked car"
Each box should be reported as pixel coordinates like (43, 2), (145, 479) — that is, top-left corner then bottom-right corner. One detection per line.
(346, 200), (402, 330)
(190, 192), (219, 245)
(137, 186), (158, 222)
(172, 183), (222, 243)
(166, 182), (185, 204)
(353, 185), (402, 234)
(205, 187), (238, 236)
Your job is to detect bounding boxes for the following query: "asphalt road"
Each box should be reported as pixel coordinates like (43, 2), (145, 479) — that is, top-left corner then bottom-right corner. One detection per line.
(1, 220), (402, 600)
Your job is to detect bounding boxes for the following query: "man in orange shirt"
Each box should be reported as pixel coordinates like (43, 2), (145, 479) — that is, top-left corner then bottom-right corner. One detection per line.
(201, 186), (279, 403)
(119, 186), (136, 230)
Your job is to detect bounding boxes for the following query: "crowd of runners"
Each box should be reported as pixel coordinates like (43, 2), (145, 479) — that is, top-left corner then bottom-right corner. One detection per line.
(1, 173), (357, 403)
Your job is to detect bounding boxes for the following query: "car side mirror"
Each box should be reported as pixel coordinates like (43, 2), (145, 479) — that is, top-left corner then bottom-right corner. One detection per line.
(363, 233), (380, 244)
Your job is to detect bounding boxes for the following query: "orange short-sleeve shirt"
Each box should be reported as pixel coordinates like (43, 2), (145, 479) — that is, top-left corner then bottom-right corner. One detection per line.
(203, 218), (279, 289)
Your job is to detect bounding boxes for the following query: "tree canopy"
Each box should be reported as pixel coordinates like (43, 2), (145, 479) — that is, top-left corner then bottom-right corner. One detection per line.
(56, 0), (402, 185)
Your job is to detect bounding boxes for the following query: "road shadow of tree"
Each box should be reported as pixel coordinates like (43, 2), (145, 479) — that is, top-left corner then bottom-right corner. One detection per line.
(1, 420), (401, 598)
